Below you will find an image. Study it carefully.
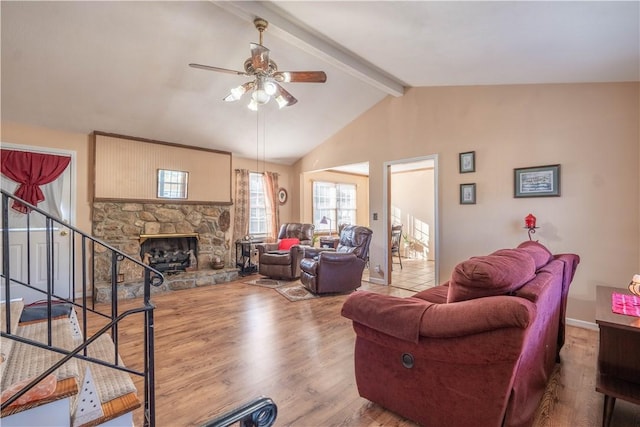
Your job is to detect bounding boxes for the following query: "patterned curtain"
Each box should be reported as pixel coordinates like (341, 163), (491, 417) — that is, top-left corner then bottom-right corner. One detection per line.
(233, 169), (250, 245)
(263, 171), (279, 242)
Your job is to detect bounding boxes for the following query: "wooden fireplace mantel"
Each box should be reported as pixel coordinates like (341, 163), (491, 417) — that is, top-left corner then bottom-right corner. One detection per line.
(138, 233), (199, 244)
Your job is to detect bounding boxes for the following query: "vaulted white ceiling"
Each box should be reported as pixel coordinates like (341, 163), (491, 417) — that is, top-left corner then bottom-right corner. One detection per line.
(2, 1), (638, 165)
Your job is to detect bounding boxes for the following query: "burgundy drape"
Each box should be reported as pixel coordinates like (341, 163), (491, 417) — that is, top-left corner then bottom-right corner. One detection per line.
(1, 149), (71, 213)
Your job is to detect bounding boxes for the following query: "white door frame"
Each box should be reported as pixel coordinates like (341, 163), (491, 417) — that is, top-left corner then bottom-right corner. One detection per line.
(382, 154), (439, 286)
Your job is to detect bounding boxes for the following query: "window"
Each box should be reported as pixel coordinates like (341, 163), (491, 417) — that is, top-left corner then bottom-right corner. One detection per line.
(249, 172), (270, 235)
(157, 169), (188, 199)
(312, 181), (356, 233)
(391, 205), (402, 227)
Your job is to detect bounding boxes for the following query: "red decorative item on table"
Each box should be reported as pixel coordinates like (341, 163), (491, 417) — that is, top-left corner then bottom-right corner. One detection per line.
(525, 213), (537, 229)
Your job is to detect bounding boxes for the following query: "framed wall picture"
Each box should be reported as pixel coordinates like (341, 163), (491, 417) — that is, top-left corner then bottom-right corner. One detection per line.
(514, 164), (561, 198)
(459, 151), (475, 173)
(460, 183), (476, 204)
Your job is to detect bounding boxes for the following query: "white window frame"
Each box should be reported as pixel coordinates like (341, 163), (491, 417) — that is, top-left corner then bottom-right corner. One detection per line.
(312, 181), (357, 234)
(249, 172), (269, 236)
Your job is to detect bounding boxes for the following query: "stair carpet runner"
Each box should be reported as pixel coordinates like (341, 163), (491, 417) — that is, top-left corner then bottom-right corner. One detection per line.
(0, 301), (140, 426)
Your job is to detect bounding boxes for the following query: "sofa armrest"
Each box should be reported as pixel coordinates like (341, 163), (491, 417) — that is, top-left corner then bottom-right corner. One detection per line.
(342, 291), (431, 342)
(300, 257), (318, 275)
(289, 245), (306, 265)
(255, 243), (278, 255)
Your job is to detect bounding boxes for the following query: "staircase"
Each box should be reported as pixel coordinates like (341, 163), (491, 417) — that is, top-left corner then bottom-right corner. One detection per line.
(1, 189), (163, 426)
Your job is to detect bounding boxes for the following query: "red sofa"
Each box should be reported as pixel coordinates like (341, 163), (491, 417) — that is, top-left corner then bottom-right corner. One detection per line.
(341, 241), (579, 427)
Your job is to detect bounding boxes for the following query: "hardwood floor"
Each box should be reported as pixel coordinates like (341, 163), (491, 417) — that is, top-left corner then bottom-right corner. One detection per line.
(101, 277), (640, 427)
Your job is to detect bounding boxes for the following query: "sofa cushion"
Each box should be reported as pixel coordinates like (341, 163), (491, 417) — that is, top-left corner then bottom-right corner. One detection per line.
(413, 283), (449, 303)
(517, 240), (553, 269)
(447, 249), (536, 302)
(278, 238), (300, 250)
(260, 252), (291, 265)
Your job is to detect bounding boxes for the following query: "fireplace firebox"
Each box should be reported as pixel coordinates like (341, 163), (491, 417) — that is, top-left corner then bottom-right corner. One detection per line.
(139, 233), (199, 273)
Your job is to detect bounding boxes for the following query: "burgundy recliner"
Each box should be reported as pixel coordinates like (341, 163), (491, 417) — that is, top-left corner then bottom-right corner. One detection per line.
(300, 225), (372, 294)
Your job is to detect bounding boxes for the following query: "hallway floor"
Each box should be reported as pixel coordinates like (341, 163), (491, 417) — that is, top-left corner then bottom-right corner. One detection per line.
(364, 257), (436, 293)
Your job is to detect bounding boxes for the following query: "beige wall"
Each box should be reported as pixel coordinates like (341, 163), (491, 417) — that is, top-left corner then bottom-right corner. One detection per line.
(1, 121), (93, 233)
(295, 82), (640, 323)
(300, 170), (369, 229)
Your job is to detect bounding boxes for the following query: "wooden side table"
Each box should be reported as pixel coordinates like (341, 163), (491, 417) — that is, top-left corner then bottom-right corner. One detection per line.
(235, 239), (262, 276)
(595, 285), (640, 427)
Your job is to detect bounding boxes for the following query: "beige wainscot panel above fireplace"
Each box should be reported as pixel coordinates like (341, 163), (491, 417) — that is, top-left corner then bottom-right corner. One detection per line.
(93, 132), (232, 203)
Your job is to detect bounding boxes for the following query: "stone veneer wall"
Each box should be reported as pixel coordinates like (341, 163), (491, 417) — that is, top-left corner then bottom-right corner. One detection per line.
(92, 202), (231, 285)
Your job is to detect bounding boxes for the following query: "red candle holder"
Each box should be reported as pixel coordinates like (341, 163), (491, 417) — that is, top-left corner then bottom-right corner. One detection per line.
(524, 214), (538, 240)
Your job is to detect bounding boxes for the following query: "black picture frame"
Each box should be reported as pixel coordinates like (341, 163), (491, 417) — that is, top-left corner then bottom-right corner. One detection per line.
(459, 151), (475, 173)
(514, 164), (561, 198)
(460, 183), (476, 205)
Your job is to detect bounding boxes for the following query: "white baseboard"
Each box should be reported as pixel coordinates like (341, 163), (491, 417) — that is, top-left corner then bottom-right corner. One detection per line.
(566, 317), (598, 331)
(366, 278), (386, 285)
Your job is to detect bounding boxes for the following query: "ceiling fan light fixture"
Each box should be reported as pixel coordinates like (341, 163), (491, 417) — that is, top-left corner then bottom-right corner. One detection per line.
(229, 85), (247, 101)
(278, 72), (292, 83)
(252, 78), (271, 104)
(264, 80), (277, 96)
(251, 89), (270, 105)
(275, 95), (289, 109)
(247, 98), (259, 111)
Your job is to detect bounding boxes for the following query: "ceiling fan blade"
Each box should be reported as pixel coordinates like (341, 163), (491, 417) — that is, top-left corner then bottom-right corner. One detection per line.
(189, 63), (248, 76)
(273, 71), (327, 83)
(273, 83), (298, 108)
(250, 43), (270, 73)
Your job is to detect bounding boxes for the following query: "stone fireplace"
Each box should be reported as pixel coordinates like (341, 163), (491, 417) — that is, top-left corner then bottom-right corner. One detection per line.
(91, 202), (236, 301)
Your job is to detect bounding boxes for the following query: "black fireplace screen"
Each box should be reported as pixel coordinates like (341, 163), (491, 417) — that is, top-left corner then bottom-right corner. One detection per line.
(140, 235), (198, 273)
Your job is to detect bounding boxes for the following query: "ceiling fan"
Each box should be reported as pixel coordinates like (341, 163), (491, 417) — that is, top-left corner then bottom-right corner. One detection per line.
(189, 18), (327, 110)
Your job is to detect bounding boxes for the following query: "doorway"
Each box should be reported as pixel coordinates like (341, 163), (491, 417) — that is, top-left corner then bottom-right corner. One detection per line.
(384, 155), (438, 290)
(0, 143), (76, 303)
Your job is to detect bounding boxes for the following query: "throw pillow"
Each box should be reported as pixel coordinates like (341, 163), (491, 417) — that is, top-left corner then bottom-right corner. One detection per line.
(278, 238), (300, 250)
(447, 249), (536, 303)
(517, 240), (553, 269)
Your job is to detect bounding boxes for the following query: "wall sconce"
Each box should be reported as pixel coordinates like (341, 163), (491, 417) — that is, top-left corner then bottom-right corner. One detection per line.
(320, 215), (333, 236)
(524, 213), (538, 241)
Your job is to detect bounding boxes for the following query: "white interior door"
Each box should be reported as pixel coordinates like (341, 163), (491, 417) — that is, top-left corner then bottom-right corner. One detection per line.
(1, 146), (74, 304)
